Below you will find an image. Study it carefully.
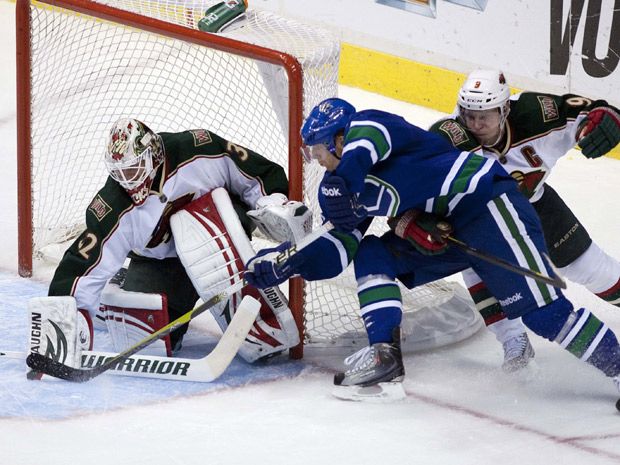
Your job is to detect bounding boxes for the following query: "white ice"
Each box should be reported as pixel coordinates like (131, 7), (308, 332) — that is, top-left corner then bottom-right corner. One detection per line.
(0, 2), (619, 464)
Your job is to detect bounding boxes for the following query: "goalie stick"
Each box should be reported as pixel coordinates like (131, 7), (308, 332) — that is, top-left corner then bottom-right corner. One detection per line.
(26, 284), (254, 382)
(25, 221), (334, 382)
(4, 299), (260, 383)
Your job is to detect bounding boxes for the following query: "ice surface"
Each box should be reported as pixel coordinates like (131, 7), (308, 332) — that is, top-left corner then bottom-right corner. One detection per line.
(0, 2), (619, 464)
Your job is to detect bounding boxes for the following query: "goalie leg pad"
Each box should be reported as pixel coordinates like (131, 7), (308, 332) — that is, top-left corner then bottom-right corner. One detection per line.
(99, 283), (171, 356)
(236, 286), (300, 362)
(28, 296), (92, 370)
(171, 188), (300, 362)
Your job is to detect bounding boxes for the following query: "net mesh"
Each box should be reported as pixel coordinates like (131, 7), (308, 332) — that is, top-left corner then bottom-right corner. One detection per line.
(25, 0), (464, 349)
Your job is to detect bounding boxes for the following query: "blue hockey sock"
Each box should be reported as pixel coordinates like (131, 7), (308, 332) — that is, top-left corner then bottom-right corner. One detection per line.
(554, 308), (620, 377)
(357, 276), (402, 345)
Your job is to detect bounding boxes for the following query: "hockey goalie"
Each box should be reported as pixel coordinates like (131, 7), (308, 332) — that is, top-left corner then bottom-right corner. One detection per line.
(27, 118), (311, 375)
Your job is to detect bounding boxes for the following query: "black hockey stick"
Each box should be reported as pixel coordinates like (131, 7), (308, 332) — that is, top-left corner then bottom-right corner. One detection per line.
(446, 236), (567, 289)
(26, 281), (247, 382)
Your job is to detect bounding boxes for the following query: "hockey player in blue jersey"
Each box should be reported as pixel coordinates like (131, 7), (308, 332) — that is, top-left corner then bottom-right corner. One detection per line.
(245, 98), (620, 402)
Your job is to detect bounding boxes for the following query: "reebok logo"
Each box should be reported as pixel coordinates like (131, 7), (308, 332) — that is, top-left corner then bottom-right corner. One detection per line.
(321, 186), (341, 197)
(499, 293), (523, 307)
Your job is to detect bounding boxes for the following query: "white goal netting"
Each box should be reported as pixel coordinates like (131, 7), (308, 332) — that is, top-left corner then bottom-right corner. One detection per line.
(20, 0), (480, 352)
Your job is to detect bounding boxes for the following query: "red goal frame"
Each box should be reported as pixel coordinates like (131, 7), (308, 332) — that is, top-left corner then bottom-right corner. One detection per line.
(15, 0), (306, 357)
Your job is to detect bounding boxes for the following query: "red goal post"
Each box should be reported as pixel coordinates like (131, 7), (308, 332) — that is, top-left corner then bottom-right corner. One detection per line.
(15, 0), (314, 356)
(15, 0), (480, 359)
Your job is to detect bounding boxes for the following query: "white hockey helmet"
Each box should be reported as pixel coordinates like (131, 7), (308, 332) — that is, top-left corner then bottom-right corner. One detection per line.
(457, 70), (511, 145)
(458, 69), (510, 112)
(105, 118), (164, 204)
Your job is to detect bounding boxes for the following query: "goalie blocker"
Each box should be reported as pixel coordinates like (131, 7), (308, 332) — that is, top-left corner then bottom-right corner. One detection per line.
(28, 296), (93, 372)
(170, 188), (300, 362)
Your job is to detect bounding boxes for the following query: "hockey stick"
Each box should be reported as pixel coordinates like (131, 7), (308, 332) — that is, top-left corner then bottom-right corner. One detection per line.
(26, 284), (254, 382)
(25, 222), (334, 382)
(4, 298), (261, 383)
(446, 236), (566, 289)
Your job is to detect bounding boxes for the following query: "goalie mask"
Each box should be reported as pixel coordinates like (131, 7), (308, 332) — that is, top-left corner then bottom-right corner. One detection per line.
(301, 98), (356, 161)
(457, 70), (511, 146)
(105, 118), (164, 205)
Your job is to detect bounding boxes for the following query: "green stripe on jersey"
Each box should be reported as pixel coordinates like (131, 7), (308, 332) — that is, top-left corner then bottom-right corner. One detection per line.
(450, 154), (485, 195)
(330, 230), (360, 262)
(346, 125), (391, 160)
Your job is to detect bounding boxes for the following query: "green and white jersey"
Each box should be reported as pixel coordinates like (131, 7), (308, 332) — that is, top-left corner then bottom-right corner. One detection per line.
(430, 92), (612, 202)
(49, 129), (288, 315)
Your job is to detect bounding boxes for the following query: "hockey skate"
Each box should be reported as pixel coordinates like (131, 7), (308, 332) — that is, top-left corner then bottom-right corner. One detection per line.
(502, 332), (535, 372)
(332, 328), (405, 402)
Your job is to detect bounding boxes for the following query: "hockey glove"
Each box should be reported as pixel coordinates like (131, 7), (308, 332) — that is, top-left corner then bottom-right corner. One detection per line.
(388, 209), (453, 255)
(577, 107), (620, 159)
(244, 242), (305, 289)
(318, 175), (367, 232)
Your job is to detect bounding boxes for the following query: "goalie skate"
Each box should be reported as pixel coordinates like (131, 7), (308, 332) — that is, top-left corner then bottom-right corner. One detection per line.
(332, 329), (405, 402)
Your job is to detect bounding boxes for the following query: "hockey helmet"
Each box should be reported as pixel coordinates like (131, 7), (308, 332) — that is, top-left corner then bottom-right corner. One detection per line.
(457, 70), (511, 145)
(458, 69), (510, 112)
(104, 118), (164, 205)
(301, 98), (356, 158)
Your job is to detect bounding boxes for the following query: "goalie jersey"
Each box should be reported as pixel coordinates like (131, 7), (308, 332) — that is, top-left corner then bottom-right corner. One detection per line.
(429, 92), (617, 202)
(49, 129), (288, 315)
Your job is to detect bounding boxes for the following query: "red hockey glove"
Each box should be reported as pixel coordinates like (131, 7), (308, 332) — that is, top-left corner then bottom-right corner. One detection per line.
(577, 107), (620, 159)
(389, 210), (453, 255)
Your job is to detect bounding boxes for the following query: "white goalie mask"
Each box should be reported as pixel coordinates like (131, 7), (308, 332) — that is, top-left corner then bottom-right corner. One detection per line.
(457, 70), (511, 145)
(104, 118), (164, 205)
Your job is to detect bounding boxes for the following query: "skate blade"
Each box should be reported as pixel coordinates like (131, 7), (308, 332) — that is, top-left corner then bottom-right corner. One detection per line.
(332, 381), (406, 403)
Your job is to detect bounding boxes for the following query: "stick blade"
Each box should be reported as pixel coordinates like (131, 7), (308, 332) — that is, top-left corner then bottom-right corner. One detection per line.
(26, 353), (92, 382)
(202, 295), (261, 380)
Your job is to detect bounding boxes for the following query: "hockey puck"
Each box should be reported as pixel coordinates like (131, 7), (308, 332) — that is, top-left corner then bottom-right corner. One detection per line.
(616, 398), (620, 412)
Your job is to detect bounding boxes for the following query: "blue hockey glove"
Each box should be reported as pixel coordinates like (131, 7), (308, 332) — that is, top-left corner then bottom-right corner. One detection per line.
(244, 242), (305, 289)
(318, 175), (367, 232)
(577, 107), (620, 159)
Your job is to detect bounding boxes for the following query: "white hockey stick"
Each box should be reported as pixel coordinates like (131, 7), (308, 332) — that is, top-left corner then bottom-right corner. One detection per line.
(21, 222), (335, 382)
(25, 293), (259, 382)
(4, 294), (261, 383)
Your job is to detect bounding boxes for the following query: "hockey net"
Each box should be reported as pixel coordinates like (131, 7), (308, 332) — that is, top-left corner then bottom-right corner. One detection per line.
(17, 0), (480, 357)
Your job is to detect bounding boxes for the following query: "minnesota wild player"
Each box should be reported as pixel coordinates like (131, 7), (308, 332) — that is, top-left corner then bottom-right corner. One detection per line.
(430, 70), (620, 372)
(28, 118), (309, 373)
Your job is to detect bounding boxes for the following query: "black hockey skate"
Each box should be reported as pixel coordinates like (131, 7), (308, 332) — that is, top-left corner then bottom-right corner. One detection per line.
(332, 328), (405, 402)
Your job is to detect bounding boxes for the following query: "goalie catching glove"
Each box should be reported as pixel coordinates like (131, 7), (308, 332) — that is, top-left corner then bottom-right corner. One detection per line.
(388, 209), (453, 255)
(246, 193), (312, 244)
(577, 106), (620, 159)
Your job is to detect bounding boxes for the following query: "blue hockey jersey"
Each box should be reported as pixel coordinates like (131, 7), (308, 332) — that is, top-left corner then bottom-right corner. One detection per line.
(298, 109), (516, 281)
(330, 109), (515, 226)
